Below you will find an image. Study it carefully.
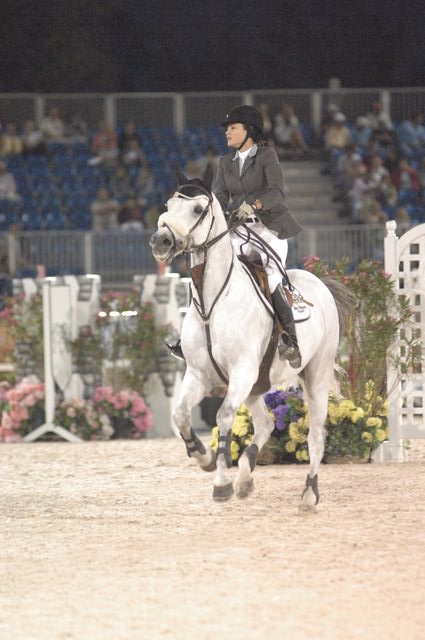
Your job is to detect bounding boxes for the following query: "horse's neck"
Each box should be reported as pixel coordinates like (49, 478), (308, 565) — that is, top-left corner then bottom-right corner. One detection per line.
(191, 217), (235, 305)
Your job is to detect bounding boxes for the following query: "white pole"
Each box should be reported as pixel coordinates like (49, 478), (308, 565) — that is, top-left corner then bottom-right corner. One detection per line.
(23, 279), (81, 443)
(374, 221), (407, 461)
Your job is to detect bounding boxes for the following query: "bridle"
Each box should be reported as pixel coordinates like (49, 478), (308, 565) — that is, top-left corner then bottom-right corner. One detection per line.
(162, 184), (243, 257)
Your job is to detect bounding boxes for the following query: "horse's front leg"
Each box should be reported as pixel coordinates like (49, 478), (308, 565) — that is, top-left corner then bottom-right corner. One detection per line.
(213, 364), (258, 502)
(174, 369), (217, 472)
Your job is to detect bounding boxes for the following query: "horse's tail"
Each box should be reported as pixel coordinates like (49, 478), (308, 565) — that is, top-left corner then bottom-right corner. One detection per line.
(321, 276), (356, 339)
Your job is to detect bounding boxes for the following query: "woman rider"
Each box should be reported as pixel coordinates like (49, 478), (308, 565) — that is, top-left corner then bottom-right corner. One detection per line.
(169, 105), (302, 368)
(214, 104), (302, 367)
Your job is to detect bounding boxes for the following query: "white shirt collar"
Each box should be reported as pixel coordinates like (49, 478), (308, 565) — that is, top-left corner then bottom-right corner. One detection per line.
(233, 144), (258, 162)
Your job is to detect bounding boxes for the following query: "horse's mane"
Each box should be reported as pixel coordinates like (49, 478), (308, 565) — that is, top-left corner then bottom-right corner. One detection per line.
(177, 178), (211, 199)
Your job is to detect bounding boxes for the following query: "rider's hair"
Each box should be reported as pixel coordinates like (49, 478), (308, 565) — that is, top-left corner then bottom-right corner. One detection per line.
(244, 124), (267, 146)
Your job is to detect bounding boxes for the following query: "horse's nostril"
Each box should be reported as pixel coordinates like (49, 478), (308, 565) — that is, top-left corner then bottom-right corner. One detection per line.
(162, 237), (172, 247)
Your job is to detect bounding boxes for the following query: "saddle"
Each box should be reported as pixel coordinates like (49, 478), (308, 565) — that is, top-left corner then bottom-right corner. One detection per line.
(238, 256), (312, 395)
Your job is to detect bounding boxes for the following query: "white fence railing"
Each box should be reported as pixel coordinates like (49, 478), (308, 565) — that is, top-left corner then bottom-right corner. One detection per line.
(2, 87), (425, 133)
(1, 225), (388, 286)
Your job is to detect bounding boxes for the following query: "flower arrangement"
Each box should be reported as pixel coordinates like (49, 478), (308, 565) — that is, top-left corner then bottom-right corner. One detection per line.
(54, 398), (109, 441)
(0, 376), (45, 442)
(210, 383), (388, 464)
(92, 386), (153, 439)
(0, 380), (153, 443)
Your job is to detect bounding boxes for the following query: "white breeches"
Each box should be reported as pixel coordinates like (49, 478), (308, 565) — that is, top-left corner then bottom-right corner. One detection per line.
(231, 219), (288, 292)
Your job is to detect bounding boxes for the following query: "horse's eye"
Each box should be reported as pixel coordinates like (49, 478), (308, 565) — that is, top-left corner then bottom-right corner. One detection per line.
(193, 205), (204, 215)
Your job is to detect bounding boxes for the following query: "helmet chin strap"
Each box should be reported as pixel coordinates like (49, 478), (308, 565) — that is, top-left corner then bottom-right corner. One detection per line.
(237, 130), (250, 151)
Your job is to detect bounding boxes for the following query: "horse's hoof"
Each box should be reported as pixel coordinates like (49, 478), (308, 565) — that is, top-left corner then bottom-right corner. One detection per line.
(200, 450), (217, 472)
(298, 503), (317, 513)
(235, 478), (254, 499)
(213, 482), (234, 502)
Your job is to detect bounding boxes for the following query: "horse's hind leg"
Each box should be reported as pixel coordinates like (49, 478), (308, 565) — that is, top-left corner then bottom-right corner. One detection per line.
(174, 370), (216, 472)
(235, 395), (275, 498)
(300, 362), (333, 510)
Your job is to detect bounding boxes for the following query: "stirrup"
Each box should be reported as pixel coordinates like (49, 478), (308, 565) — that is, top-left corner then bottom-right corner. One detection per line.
(278, 338), (302, 368)
(165, 339), (185, 361)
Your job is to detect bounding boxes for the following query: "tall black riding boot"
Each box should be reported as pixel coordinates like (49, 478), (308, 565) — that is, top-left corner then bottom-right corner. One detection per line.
(271, 284), (302, 368)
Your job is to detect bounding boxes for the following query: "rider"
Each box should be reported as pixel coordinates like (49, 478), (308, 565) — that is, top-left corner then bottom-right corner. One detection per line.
(169, 104), (303, 368)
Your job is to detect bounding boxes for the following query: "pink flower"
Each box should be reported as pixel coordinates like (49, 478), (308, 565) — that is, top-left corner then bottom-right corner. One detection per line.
(24, 394), (37, 407)
(1, 411), (13, 430)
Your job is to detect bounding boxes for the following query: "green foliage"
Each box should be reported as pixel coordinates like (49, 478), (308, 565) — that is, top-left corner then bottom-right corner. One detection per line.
(303, 257), (420, 406)
(2, 293), (44, 379)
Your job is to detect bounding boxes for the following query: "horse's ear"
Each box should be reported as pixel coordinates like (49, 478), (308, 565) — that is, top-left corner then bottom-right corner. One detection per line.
(173, 166), (187, 187)
(202, 164), (214, 193)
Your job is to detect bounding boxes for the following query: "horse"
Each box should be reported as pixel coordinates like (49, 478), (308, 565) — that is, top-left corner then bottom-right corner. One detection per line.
(150, 173), (352, 508)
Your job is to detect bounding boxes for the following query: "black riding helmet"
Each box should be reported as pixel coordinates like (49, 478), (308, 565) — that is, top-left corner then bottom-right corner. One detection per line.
(221, 105), (264, 149)
(221, 105), (264, 136)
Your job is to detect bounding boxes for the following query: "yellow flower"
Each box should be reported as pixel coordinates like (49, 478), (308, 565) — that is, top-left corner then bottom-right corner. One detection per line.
(285, 440), (297, 453)
(361, 431), (373, 443)
(230, 440), (240, 460)
(210, 426), (219, 450)
(364, 380), (375, 402)
(232, 415), (249, 437)
(295, 448), (309, 462)
(350, 408), (364, 423)
(289, 422), (300, 440)
(366, 416), (382, 429)
(375, 428), (387, 442)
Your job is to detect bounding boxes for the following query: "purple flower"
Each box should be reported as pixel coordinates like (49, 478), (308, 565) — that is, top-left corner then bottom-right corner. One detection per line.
(274, 404), (289, 431)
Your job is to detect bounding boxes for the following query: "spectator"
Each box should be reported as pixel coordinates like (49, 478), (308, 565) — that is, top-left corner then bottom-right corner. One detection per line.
(368, 153), (389, 190)
(258, 102), (273, 142)
(65, 112), (89, 144)
(22, 120), (47, 155)
(88, 138), (119, 168)
(395, 206), (412, 227)
(370, 114), (398, 151)
(392, 158), (420, 195)
(0, 161), (20, 201)
(1, 123), (23, 156)
(320, 103), (339, 137)
(90, 121), (118, 155)
(273, 101), (307, 159)
(351, 117), (372, 156)
(110, 165), (132, 199)
(118, 197), (144, 231)
(360, 192), (388, 225)
(119, 121), (142, 153)
(135, 165), (156, 205)
(324, 112), (351, 173)
(121, 139), (146, 167)
(398, 113), (425, 157)
(366, 102), (392, 131)
(40, 106), (65, 142)
(185, 146), (219, 182)
(349, 162), (370, 221)
(90, 187), (120, 232)
(377, 173), (398, 217)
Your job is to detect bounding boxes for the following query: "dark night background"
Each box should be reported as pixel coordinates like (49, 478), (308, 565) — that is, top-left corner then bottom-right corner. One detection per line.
(0, 0), (425, 93)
